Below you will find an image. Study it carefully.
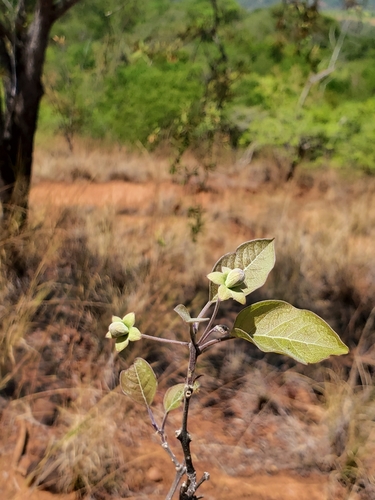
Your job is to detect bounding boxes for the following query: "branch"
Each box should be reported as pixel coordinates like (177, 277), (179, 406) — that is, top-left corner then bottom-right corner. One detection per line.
(199, 333), (233, 353)
(0, 32), (11, 74)
(140, 333), (189, 346)
(146, 404), (185, 500)
(0, 85), (3, 134)
(14, 0), (25, 28)
(197, 299), (220, 345)
(1, 0), (13, 13)
(176, 342), (210, 499)
(177, 388), (197, 498)
(298, 19), (350, 109)
(0, 20), (12, 42)
(166, 467), (186, 500)
(52, 0), (81, 21)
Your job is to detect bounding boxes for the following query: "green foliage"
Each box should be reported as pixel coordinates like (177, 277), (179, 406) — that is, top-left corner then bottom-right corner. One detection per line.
(96, 60), (202, 143)
(208, 239), (275, 302)
(120, 357), (157, 406)
(233, 300), (349, 364)
(163, 383), (186, 413)
(174, 304), (209, 324)
(38, 0), (375, 174)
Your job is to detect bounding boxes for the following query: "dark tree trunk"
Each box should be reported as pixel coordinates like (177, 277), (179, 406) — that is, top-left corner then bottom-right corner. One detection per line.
(0, 0), (80, 230)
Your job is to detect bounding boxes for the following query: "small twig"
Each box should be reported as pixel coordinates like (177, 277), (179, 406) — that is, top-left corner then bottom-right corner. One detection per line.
(196, 472), (210, 490)
(141, 333), (189, 346)
(298, 19), (350, 109)
(198, 299), (220, 346)
(147, 406), (159, 432)
(196, 301), (213, 320)
(166, 465), (187, 500)
(147, 407), (182, 470)
(146, 406), (185, 500)
(199, 334), (233, 353)
(189, 323), (198, 347)
(161, 411), (169, 433)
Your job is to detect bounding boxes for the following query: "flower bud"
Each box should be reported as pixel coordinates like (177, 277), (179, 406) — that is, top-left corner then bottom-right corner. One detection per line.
(225, 268), (245, 288)
(109, 321), (129, 338)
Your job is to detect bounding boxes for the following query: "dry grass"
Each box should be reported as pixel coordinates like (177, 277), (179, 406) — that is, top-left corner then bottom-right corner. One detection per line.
(27, 390), (128, 497)
(1, 135), (375, 498)
(33, 135), (172, 184)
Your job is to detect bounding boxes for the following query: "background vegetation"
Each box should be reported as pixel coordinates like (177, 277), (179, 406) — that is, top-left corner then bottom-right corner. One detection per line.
(40, 0), (375, 174)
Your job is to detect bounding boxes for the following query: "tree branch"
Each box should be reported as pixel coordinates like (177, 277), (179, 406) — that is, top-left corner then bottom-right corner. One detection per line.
(0, 33), (11, 74)
(15, 0), (26, 33)
(52, 0), (81, 21)
(298, 19), (350, 109)
(0, 20), (12, 42)
(0, 85), (3, 134)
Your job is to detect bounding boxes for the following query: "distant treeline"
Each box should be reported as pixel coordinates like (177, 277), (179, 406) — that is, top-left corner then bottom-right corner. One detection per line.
(238, 0), (375, 11)
(40, 0), (375, 173)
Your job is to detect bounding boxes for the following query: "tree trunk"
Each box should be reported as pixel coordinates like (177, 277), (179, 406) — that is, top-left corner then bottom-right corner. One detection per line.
(1, 5), (52, 229)
(0, 0), (81, 231)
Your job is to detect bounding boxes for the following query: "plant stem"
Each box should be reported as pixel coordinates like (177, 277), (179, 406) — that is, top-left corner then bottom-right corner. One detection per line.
(166, 466), (187, 500)
(196, 301), (213, 321)
(199, 334), (233, 352)
(177, 386), (196, 498)
(147, 407), (182, 472)
(141, 333), (189, 346)
(198, 299), (220, 346)
(169, 301), (219, 498)
(146, 408), (185, 500)
(176, 341), (209, 499)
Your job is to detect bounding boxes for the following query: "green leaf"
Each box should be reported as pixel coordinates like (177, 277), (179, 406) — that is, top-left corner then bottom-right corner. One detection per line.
(163, 383), (185, 413)
(174, 304), (210, 324)
(163, 381), (200, 413)
(120, 358), (157, 407)
(209, 239), (275, 302)
(174, 304), (192, 322)
(232, 300), (349, 365)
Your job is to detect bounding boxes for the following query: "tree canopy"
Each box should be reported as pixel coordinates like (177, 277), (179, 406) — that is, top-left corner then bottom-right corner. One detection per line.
(37, 0), (375, 175)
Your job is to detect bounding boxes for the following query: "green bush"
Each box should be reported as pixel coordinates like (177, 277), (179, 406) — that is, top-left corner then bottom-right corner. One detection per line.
(92, 60), (202, 143)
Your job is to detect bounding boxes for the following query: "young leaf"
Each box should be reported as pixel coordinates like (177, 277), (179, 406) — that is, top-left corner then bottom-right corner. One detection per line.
(209, 239), (275, 302)
(174, 304), (210, 324)
(120, 358), (157, 407)
(232, 300), (349, 365)
(174, 304), (192, 322)
(163, 381), (200, 413)
(163, 383), (185, 413)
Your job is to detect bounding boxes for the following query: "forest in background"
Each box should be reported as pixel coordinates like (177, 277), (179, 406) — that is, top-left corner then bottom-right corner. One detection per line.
(39, 0), (375, 175)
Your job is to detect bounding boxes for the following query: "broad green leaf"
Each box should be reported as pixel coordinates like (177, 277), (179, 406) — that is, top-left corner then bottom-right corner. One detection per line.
(174, 304), (210, 324)
(232, 300), (349, 365)
(120, 358), (157, 407)
(163, 383), (185, 413)
(209, 239), (275, 302)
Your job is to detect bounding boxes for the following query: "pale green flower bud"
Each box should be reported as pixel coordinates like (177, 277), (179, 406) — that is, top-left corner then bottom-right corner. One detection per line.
(108, 321), (129, 338)
(106, 312), (142, 352)
(225, 268), (245, 288)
